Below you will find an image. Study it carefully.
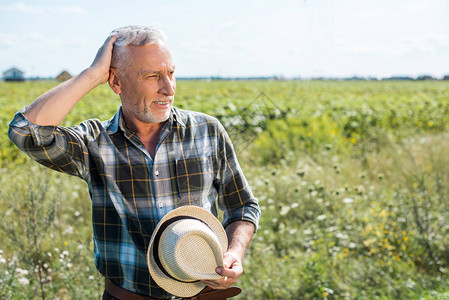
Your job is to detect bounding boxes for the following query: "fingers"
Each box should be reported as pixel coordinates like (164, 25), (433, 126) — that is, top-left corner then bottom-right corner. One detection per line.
(104, 34), (119, 49)
(202, 275), (236, 289)
(216, 266), (241, 279)
(222, 252), (238, 268)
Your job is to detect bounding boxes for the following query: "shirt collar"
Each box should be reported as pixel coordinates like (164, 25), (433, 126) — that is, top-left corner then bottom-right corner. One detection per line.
(104, 106), (185, 135)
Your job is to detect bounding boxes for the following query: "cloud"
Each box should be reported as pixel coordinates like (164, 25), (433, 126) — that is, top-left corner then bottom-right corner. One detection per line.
(0, 3), (84, 14)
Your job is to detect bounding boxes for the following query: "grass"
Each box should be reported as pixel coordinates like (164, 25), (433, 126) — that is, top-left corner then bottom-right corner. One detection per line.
(1, 80), (449, 299)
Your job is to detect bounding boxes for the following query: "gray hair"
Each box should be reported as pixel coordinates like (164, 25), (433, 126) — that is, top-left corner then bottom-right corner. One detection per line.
(110, 25), (168, 72)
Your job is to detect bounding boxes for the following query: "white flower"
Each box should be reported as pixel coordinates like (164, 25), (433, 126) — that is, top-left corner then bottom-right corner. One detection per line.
(348, 242), (357, 248)
(0, 258), (5, 264)
(67, 263), (72, 268)
(317, 214), (326, 221)
(343, 197), (354, 204)
(63, 226), (74, 235)
(303, 229), (313, 235)
(74, 211), (81, 217)
(62, 250), (69, 256)
(88, 275), (94, 280)
(15, 268), (29, 276)
(336, 232), (349, 239)
(279, 206), (290, 216)
(18, 277), (30, 286)
(291, 203), (299, 209)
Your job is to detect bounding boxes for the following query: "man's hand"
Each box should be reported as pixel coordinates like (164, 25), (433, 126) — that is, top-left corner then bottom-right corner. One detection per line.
(201, 251), (243, 289)
(89, 35), (119, 85)
(202, 221), (255, 289)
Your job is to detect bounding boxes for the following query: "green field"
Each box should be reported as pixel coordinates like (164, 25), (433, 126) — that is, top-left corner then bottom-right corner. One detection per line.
(1, 80), (449, 299)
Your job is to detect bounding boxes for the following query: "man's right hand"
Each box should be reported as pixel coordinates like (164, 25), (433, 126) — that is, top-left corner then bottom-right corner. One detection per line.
(89, 35), (119, 85)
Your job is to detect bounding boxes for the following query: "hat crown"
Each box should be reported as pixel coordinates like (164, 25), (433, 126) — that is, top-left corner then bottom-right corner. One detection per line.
(147, 206), (228, 297)
(159, 219), (223, 281)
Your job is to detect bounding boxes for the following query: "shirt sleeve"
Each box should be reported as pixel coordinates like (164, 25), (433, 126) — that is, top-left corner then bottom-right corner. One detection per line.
(215, 120), (261, 231)
(8, 108), (98, 179)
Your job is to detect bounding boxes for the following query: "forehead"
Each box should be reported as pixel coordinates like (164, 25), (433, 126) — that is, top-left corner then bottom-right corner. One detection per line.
(126, 44), (174, 69)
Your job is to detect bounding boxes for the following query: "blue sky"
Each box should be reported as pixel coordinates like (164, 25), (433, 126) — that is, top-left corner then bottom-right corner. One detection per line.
(1, 0), (448, 78)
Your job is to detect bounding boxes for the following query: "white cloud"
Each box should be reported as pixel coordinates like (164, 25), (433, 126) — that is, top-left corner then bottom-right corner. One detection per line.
(0, 3), (84, 14)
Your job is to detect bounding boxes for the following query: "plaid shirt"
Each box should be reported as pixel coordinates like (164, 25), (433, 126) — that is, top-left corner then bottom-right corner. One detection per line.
(8, 106), (260, 298)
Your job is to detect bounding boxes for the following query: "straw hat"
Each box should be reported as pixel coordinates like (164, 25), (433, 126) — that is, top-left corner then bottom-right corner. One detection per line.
(147, 206), (228, 297)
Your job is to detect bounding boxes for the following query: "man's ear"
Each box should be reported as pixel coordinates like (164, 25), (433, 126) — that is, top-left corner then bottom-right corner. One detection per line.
(108, 68), (121, 94)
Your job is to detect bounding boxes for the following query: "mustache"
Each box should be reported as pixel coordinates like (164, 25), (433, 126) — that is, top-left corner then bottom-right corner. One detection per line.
(153, 96), (174, 102)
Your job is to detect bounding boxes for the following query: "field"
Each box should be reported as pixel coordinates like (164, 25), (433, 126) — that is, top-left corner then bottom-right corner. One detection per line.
(1, 80), (449, 299)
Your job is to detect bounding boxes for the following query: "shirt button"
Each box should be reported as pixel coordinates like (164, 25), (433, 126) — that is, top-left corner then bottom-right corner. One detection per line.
(158, 202), (163, 208)
(154, 170), (159, 176)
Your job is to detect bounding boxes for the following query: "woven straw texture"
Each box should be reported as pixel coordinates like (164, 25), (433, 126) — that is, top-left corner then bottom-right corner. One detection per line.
(147, 206), (228, 297)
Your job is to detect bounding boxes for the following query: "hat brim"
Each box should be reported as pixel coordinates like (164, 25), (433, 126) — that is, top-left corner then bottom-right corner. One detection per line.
(147, 206), (228, 297)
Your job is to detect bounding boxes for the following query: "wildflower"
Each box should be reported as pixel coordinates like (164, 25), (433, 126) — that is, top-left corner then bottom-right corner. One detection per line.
(15, 268), (29, 276)
(348, 242), (357, 249)
(89, 275), (95, 280)
(0, 258), (6, 264)
(62, 250), (69, 256)
(336, 232), (349, 239)
(279, 206), (290, 216)
(64, 226), (74, 235)
(74, 211), (81, 217)
(291, 203), (299, 209)
(303, 229), (313, 235)
(317, 214), (326, 221)
(18, 277), (30, 286)
(343, 197), (354, 204)
(67, 263), (73, 268)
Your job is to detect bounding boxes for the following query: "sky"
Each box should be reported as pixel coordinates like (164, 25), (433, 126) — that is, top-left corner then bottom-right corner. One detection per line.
(0, 0), (448, 79)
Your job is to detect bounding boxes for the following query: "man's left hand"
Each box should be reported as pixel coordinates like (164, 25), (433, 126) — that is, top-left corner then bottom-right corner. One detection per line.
(201, 251), (242, 289)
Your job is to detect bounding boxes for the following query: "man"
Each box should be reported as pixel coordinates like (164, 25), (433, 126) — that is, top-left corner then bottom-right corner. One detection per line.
(8, 25), (260, 299)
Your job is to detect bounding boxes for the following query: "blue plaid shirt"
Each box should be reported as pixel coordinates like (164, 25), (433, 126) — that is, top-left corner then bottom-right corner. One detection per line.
(8, 106), (260, 298)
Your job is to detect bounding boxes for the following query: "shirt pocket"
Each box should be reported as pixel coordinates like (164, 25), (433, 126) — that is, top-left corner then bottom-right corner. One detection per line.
(175, 156), (215, 206)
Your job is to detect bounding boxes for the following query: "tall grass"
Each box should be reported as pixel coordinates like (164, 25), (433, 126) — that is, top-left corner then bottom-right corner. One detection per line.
(1, 80), (449, 299)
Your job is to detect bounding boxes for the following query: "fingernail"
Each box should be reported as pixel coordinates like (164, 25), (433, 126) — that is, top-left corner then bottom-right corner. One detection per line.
(215, 267), (222, 274)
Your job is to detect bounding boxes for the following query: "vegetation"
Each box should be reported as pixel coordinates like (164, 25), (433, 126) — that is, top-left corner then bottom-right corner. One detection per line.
(1, 80), (449, 299)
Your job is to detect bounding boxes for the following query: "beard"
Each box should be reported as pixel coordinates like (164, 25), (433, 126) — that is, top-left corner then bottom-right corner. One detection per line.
(127, 97), (173, 124)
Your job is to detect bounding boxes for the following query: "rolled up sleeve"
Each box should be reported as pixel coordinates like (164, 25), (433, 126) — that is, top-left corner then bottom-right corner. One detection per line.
(216, 122), (261, 231)
(8, 108), (91, 179)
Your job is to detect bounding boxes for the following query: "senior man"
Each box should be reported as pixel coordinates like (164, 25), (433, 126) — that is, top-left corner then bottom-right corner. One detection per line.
(8, 25), (260, 299)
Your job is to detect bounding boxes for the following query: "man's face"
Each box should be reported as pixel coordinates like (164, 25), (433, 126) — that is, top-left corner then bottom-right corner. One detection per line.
(117, 44), (176, 124)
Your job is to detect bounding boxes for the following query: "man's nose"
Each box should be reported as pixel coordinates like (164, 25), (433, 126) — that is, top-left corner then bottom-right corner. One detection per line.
(158, 75), (175, 96)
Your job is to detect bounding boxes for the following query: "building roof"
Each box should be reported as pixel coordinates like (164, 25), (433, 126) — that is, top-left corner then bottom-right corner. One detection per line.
(3, 67), (25, 76)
